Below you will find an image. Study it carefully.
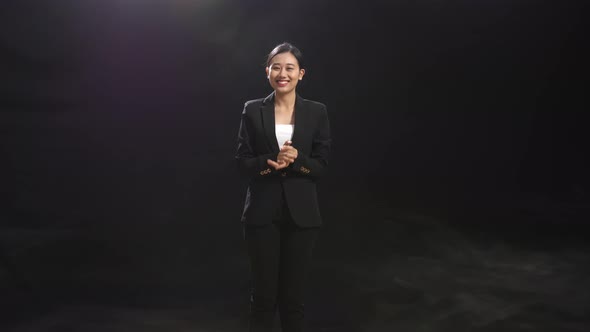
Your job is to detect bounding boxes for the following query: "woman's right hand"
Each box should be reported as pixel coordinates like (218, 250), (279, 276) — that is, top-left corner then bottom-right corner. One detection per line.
(267, 140), (296, 170)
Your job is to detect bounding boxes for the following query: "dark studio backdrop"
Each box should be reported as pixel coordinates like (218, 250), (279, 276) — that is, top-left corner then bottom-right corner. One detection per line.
(1, 0), (588, 327)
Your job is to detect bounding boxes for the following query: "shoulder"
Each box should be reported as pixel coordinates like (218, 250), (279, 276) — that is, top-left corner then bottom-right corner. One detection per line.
(243, 98), (264, 108)
(299, 97), (326, 110)
(299, 97), (328, 122)
(241, 98), (264, 115)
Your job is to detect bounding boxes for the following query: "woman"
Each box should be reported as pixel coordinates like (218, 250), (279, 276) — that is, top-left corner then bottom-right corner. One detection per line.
(235, 42), (331, 332)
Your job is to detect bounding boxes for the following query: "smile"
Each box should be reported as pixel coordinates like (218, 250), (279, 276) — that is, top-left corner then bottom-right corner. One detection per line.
(276, 80), (290, 87)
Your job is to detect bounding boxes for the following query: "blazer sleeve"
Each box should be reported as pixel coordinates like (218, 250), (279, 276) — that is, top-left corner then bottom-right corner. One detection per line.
(289, 105), (331, 178)
(235, 105), (275, 178)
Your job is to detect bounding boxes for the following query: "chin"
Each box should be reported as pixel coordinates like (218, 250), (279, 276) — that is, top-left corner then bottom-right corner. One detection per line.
(275, 86), (296, 94)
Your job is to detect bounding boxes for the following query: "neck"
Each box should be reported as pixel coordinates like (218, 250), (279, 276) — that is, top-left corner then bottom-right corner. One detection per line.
(274, 90), (296, 109)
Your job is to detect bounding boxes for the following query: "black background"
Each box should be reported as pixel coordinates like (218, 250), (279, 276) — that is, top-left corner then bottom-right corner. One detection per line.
(1, 0), (588, 329)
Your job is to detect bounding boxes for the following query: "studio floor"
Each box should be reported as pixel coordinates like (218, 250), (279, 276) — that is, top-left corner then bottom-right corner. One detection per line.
(2, 193), (589, 332)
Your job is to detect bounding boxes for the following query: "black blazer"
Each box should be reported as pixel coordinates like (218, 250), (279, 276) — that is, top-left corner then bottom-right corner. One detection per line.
(236, 92), (331, 227)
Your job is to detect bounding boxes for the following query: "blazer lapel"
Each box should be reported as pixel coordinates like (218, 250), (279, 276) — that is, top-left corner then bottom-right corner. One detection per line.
(261, 92), (279, 154)
(291, 94), (306, 147)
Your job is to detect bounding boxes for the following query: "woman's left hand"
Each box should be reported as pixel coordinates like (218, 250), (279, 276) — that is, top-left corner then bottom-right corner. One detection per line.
(267, 141), (298, 170)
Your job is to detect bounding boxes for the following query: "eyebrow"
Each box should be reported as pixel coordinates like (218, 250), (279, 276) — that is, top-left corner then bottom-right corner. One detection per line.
(271, 63), (297, 66)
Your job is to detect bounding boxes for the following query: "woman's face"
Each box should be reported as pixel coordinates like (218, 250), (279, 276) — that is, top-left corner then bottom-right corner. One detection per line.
(266, 52), (305, 95)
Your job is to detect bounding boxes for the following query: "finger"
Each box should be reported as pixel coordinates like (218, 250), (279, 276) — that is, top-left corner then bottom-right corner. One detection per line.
(267, 159), (280, 169)
(273, 162), (288, 170)
(278, 158), (294, 165)
(281, 147), (296, 154)
(283, 140), (292, 146)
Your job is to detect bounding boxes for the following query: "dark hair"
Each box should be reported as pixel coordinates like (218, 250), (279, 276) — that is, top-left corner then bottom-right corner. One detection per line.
(266, 42), (304, 69)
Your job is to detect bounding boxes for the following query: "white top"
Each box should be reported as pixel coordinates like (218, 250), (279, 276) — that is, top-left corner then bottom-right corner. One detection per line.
(275, 124), (294, 148)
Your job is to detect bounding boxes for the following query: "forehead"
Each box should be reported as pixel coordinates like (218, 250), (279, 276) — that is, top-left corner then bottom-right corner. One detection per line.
(269, 52), (299, 66)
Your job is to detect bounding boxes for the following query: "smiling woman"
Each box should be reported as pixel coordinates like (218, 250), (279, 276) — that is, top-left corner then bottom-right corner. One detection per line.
(265, 44), (305, 98)
(235, 42), (331, 332)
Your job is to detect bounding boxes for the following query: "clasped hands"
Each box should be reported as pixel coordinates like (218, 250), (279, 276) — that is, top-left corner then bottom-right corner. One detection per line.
(267, 140), (298, 170)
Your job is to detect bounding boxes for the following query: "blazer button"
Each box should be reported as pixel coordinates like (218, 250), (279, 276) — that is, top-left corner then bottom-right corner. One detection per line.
(281, 171), (287, 177)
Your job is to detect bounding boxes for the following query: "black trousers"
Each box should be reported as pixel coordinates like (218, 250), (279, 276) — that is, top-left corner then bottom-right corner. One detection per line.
(244, 193), (320, 332)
